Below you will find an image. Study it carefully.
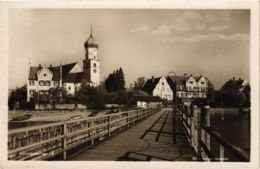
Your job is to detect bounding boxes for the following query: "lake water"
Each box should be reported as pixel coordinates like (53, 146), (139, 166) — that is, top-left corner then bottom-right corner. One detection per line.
(210, 112), (250, 161)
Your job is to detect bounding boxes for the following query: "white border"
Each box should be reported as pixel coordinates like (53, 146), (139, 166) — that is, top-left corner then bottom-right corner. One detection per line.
(0, 1), (259, 169)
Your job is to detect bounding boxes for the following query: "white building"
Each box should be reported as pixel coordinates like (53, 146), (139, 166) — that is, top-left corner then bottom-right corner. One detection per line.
(168, 74), (212, 106)
(27, 27), (100, 101)
(142, 74), (212, 105)
(142, 76), (174, 101)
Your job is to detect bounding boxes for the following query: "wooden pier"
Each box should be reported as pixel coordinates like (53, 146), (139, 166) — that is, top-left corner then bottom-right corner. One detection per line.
(71, 108), (195, 161)
(8, 105), (250, 161)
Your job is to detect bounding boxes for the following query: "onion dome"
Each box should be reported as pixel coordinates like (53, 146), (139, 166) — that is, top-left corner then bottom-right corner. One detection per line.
(84, 25), (98, 48)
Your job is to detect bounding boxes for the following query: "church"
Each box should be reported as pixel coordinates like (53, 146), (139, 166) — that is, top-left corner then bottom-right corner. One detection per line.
(27, 27), (100, 101)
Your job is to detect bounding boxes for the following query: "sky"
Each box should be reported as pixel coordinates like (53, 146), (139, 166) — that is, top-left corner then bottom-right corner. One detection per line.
(9, 9), (250, 90)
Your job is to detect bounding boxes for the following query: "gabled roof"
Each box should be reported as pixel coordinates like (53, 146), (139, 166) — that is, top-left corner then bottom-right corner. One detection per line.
(63, 72), (84, 83)
(141, 77), (161, 95)
(28, 62), (82, 83)
(61, 62), (78, 79)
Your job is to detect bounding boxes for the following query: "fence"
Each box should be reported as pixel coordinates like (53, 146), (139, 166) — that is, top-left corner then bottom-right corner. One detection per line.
(8, 108), (160, 160)
(177, 105), (249, 162)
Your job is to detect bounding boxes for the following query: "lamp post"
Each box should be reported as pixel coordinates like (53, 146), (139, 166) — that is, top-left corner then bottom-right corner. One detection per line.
(167, 71), (177, 144)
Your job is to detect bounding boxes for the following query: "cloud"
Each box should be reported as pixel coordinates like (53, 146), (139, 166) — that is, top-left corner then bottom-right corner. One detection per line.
(195, 23), (206, 31)
(151, 25), (172, 35)
(172, 18), (191, 32)
(209, 25), (229, 32)
(162, 33), (249, 43)
(182, 11), (201, 20)
(203, 14), (217, 23)
(131, 25), (150, 32)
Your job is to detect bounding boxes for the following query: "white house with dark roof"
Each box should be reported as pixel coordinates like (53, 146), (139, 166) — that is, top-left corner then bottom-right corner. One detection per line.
(27, 27), (100, 101)
(142, 74), (213, 105)
(142, 76), (174, 101)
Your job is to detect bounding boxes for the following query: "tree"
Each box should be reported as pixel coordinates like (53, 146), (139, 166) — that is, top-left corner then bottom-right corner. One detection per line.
(49, 87), (66, 109)
(78, 82), (105, 110)
(105, 67), (126, 92)
(8, 85), (27, 110)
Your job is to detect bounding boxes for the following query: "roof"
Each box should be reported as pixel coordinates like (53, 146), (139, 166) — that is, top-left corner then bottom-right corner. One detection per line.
(130, 96), (162, 102)
(142, 75), (215, 93)
(221, 79), (247, 91)
(61, 62), (78, 79)
(28, 62), (83, 83)
(141, 77), (161, 95)
(63, 72), (84, 83)
(84, 33), (98, 48)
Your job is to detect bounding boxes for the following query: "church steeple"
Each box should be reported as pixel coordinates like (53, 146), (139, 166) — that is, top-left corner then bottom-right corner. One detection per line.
(83, 24), (100, 87)
(84, 25), (98, 48)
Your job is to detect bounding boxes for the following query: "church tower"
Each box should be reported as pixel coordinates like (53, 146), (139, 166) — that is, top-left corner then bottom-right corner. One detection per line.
(83, 25), (100, 86)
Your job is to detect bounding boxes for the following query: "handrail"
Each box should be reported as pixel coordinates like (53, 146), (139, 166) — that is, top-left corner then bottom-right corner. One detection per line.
(201, 125), (249, 161)
(8, 108), (161, 160)
(177, 106), (250, 162)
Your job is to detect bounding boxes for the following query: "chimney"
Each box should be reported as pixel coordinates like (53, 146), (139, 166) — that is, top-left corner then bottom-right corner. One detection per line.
(233, 77), (235, 80)
(38, 64), (42, 68)
(190, 74), (193, 77)
(184, 73), (187, 76)
(151, 76), (154, 82)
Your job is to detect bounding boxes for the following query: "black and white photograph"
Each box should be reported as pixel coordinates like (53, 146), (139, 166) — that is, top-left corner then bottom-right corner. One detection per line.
(0, 1), (259, 169)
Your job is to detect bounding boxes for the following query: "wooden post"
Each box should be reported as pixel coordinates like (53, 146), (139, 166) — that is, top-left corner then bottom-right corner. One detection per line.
(192, 105), (201, 159)
(127, 113), (130, 127)
(219, 144), (225, 161)
(108, 116), (111, 136)
(191, 105), (196, 149)
(204, 105), (211, 151)
(62, 123), (67, 160)
(197, 107), (202, 160)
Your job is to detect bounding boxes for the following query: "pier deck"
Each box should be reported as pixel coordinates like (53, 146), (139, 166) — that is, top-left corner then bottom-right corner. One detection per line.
(71, 108), (196, 161)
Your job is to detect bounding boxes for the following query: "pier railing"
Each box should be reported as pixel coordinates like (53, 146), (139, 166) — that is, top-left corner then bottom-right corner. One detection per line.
(8, 108), (160, 160)
(176, 105), (249, 162)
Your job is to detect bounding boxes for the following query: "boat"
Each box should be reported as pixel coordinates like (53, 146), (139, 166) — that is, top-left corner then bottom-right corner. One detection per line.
(11, 114), (32, 121)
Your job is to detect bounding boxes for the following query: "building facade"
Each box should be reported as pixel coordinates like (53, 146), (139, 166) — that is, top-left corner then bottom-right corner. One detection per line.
(168, 75), (211, 105)
(142, 74), (212, 105)
(27, 28), (100, 101)
(142, 76), (174, 101)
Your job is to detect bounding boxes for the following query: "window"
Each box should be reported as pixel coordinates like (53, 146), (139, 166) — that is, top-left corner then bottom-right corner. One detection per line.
(30, 90), (35, 95)
(45, 81), (50, 86)
(54, 81), (59, 86)
(44, 73), (47, 77)
(162, 82), (164, 85)
(93, 63), (96, 67)
(39, 80), (45, 86)
(68, 86), (71, 90)
(29, 80), (35, 86)
(190, 81), (193, 84)
(201, 82), (205, 84)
